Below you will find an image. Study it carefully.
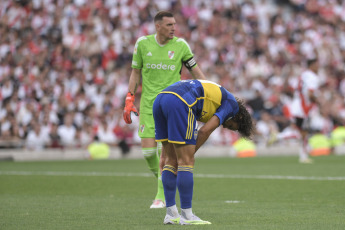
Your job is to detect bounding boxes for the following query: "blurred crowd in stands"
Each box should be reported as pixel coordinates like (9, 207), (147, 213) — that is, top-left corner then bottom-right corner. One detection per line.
(1, 0), (345, 152)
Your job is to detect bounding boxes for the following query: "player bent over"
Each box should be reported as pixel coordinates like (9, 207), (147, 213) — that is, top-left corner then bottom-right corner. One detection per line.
(153, 79), (254, 225)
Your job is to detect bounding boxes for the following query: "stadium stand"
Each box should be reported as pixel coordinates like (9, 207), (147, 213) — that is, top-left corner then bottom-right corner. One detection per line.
(1, 0), (345, 157)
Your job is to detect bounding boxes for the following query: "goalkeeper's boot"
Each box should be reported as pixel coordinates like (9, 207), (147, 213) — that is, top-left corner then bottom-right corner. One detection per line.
(180, 213), (211, 225)
(150, 199), (165, 209)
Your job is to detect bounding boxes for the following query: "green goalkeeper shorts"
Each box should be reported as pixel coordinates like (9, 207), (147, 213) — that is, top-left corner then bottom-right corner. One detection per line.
(138, 113), (155, 138)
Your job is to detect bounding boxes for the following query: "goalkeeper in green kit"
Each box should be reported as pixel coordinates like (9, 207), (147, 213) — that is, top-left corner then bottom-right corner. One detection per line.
(123, 11), (206, 209)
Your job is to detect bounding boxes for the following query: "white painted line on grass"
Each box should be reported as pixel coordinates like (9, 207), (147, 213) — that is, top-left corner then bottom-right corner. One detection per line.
(1, 171), (345, 181)
(0, 171), (152, 177)
(195, 173), (345, 181)
(225, 200), (243, 204)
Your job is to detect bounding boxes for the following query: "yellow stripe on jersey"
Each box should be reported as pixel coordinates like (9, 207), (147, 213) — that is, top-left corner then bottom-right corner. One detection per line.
(159, 91), (203, 107)
(199, 81), (222, 123)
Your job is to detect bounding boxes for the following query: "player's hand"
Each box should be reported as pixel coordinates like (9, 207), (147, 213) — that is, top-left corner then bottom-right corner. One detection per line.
(123, 92), (139, 124)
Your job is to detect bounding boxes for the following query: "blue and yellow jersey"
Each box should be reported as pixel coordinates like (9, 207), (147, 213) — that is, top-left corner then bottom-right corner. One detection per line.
(158, 80), (239, 125)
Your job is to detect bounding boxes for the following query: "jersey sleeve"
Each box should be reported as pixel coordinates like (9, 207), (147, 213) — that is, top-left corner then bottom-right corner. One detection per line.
(177, 38), (195, 63)
(214, 88), (239, 125)
(131, 36), (145, 69)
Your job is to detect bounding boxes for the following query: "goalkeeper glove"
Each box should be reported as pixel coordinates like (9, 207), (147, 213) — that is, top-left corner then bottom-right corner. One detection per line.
(123, 92), (139, 124)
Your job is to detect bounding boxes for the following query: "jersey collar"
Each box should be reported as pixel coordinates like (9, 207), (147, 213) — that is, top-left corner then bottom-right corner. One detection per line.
(155, 34), (168, 47)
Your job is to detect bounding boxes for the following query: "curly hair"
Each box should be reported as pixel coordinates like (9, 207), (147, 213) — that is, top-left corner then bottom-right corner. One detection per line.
(232, 98), (255, 139)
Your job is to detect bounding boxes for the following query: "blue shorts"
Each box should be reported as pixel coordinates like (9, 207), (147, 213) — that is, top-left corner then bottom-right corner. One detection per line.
(153, 93), (198, 145)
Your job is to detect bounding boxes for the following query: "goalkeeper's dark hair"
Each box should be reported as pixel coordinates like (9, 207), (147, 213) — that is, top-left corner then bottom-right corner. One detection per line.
(232, 98), (255, 139)
(154, 11), (174, 22)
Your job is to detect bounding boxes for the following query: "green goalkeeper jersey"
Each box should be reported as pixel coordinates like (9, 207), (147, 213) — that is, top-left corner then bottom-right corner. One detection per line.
(131, 34), (195, 114)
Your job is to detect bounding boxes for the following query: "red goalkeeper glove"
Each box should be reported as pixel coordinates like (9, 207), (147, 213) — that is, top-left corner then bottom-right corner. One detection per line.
(123, 92), (139, 124)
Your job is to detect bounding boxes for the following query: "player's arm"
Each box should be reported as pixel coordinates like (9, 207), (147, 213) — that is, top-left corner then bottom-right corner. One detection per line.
(181, 39), (206, 80)
(189, 65), (206, 80)
(123, 68), (141, 124)
(183, 56), (206, 80)
(128, 68), (141, 94)
(195, 115), (220, 153)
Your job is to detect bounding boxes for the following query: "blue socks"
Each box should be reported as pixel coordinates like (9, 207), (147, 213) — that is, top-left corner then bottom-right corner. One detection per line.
(177, 165), (194, 209)
(162, 165), (177, 207)
(162, 165), (194, 209)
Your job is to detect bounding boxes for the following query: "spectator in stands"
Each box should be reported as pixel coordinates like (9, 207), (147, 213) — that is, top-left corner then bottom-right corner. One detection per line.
(97, 117), (117, 146)
(256, 111), (279, 146)
(247, 89), (265, 120)
(17, 100), (35, 127)
(48, 122), (63, 149)
(26, 122), (50, 151)
(0, 0), (344, 153)
(57, 112), (76, 147)
(0, 112), (15, 141)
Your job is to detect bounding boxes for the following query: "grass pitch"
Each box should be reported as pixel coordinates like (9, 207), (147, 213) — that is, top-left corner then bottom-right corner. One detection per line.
(1, 155), (345, 230)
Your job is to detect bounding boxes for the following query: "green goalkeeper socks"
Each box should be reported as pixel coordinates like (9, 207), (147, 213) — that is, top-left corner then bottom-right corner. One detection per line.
(142, 147), (165, 201)
(142, 147), (159, 177)
(156, 175), (165, 201)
